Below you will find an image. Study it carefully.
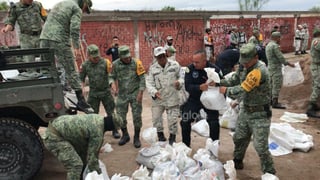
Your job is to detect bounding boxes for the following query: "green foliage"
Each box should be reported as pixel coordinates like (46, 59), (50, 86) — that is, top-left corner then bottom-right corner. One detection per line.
(161, 6), (175, 11)
(238, 0), (270, 11)
(0, 1), (9, 11)
(309, 6), (320, 12)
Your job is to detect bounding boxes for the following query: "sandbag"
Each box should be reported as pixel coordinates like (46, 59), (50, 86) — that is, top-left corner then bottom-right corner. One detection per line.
(282, 62), (304, 87)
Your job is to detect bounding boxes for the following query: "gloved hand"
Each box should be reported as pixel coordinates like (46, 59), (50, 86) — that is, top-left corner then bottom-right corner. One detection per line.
(88, 163), (101, 174)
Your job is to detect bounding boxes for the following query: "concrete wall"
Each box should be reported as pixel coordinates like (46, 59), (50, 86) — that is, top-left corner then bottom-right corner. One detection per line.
(1, 11), (319, 69)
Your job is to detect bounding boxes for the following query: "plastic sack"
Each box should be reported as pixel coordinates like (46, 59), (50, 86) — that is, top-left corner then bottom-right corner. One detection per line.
(136, 145), (161, 169)
(110, 174), (130, 180)
(83, 160), (110, 180)
(179, 67), (189, 105)
(131, 165), (151, 180)
(142, 127), (158, 145)
(261, 173), (279, 180)
(280, 111), (308, 123)
(191, 119), (209, 137)
(219, 106), (238, 129)
(100, 143), (113, 153)
(282, 62), (304, 87)
(205, 139), (219, 159)
(223, 160), (237, 180)
(200, 87), (227, 111)
(204, 68), (221, 83)
(152, 161), (181, 180)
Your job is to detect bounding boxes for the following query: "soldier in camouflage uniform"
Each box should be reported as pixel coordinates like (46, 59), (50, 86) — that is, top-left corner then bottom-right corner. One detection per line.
(1, 0), (47, 63)
(109, 45), (146, 148)
(230, 26), (239, 49)
(79, 44), (121, 138)
(219, 43), (276, 175)
(39, 0), (93, 113)
(43, 114), (109, 180)
(146, 46), (183, 145)
(266, 32), (295, 109)
(306, 28), (320, 118)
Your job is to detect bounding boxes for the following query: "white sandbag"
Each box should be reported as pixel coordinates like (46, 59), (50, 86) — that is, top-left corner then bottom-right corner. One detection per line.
(200, 87), (227, 111)
(191, 119), (209, 137)
(84, 160), (110, 180)
(152, 161), (181, 180)
(100, 143), (113, 153)
(110, 174), (130, 180)
(204, 68), (221, 83)
(205, 139), (219, 159)
(136, 145), (161, 169)
(282, 62), (304, 87)
(261, 173), (279, 180)
(142, 127), (158, 145)
(131, 165), (151, 180)
(219, 106), (238, 129)
(280, 112), (308, 123)
(223, 160), (237, 180)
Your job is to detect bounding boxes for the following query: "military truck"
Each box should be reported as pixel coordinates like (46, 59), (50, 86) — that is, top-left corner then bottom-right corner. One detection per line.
(0, 48), (72, 180)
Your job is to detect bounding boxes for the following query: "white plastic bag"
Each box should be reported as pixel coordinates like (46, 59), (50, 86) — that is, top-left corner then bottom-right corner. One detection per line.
(191, 119), (209, 137)
(84, 160), (110, 180)
(142, 127), (158, 145)
(261, 173), (279, 180)
(200, 87), (227, 111)
(282, 62), (304, 87)
(223, 160), (237, 180)
(219, 107), (238, 129)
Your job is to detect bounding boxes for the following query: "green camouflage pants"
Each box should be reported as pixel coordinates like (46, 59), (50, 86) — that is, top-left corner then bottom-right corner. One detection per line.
(309, 63), (320, 102)
(43, 129), (85, 180)
(20, 34), (40, 63)
(269, 71), (283, 98)
(88, 90), (119, 128)
(233, 107), (276, 174)
(151, 104), (179, 134)
(115, 93), (142, 129)
(40, 39), (81, 91)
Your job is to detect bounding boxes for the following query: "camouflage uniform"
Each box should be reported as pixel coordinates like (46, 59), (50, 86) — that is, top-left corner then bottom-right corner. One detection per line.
(220, 43), (275, 174)
(40, 0), (93, 113)
(109, 45), (146, 147)
(79, 44), (119, 129)
(146, 46), (183, 144)
(4, 1), (47, 62)
(43, 114), (104, 180)
(230, 26), (239, 49)
(306, 29), (320, 117)
(39, 0), (83, 90)
(266, 32), (290, 103)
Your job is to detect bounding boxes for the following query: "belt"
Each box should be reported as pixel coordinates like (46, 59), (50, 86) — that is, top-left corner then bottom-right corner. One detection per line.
(21, 30), (41, 36)
(295, 37), (301, 40)
(244, 104), (267, 113)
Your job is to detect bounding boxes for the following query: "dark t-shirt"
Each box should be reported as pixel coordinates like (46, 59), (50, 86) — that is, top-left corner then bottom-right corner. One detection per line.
(106, 46), (119, 61)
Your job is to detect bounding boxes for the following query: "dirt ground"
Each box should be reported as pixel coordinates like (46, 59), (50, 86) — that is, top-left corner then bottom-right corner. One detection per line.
(34, 52), (320, 180)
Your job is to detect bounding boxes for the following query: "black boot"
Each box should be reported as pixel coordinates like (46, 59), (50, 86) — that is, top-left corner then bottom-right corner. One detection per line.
(157, 132), (167, 142)
(233, 159), (244, 170)
(133, 128), (141, 148)
(295, 51), (299, 55)
(75, 90), (94, 114)
(112, 129), (121, 139)
(272, 97), (286, 109)
(118, 128), (130, 146)
(306, 102), (320, 118)
(169, 134), (176, 145)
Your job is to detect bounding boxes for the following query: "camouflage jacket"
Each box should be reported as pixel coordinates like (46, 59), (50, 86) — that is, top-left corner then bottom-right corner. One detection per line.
(50, 114), (104, 169)
(220, 61), (270, 106)
(266, 40), (289, 72)
(80, 58), (112, 93)
(146, 59), (183, 107)
(5, 1), (47, 33)
(40, 0), (82, 48)
(109, 58), (146, 95)
(311, 37), (320, 64)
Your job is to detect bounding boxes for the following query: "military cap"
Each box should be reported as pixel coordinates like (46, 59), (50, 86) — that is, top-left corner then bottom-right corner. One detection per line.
(118, 45), (131, 58)
(271, 31), (281, 38)
(239, 43), (257, 64)
(87, 44), (100, 58)
(313, 28), (320, 37)
(154, 46), (166, 57)
(166, 35), (173, 40)
(253, 29), (260, 36)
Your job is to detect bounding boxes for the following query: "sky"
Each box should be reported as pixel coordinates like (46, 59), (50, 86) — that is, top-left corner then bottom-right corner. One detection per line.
(7, 0), (320, 11)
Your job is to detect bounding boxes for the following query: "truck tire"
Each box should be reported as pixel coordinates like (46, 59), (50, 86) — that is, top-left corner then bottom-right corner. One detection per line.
(0, 118), (44, 180)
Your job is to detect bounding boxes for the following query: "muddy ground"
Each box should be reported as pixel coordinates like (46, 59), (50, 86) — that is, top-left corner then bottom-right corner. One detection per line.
(34, 53), (320, 180)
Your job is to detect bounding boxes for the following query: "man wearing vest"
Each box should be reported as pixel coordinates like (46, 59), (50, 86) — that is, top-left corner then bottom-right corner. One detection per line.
(1, 0), (47, 63)
(110, 45), (146, 148)
(79, 44), (121, 138)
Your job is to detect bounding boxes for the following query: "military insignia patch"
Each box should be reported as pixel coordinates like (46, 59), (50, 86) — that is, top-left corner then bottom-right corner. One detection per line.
(313, 40), (319, 46)
(192, 71), (199, 78)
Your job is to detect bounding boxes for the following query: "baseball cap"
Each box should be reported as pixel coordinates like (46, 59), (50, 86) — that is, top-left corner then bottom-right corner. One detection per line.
(271, 31), (281, 38)
(239, 43), (257, 64)
(154, 46), (166, 57)
(118, 45), (131, 58)
(166, 35), (173, 40)
(87, 44), (100, 58)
